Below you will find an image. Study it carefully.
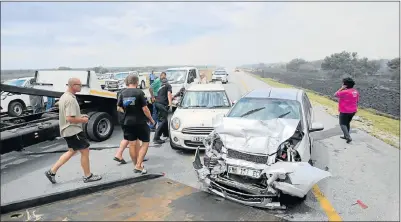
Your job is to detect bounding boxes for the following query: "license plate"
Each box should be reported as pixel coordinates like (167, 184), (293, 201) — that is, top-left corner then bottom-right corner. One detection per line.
(227, 165), (261, 178)
(191, 136), (205, 142)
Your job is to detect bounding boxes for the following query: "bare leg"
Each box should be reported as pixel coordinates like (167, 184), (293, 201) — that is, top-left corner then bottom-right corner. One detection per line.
(136, 142), (150, 170)
(79, 148), (91, 177)
(114, 139), (129, 160)
(50, 149), (76, 173)
(129, 140), (138, 167)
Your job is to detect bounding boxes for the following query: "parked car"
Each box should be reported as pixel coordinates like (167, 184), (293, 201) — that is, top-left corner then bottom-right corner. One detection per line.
(169, 84), (232, 150)
(97, 73), (119, 91)
(115, 71), (147, 90)
(192, 87), (329, 209)
(1, 77), (47, 116)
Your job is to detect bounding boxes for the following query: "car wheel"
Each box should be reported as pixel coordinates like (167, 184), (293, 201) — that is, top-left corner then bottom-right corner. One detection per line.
(86, 112), (114, 142)
(140, 80), (146, 89)
(8, 101), (25, 117)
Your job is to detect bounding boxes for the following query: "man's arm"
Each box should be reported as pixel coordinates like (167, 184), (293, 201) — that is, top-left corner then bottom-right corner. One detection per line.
(65, 100), (88, 123)
(167, 84), (173, 106)
(139, 92), (154, 122)
(116, 91), (124, 113)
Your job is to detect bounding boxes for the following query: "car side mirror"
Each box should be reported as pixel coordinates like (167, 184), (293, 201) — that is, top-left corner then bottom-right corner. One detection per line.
(232, 100), (237, 105)
(309, 122), (324, 132)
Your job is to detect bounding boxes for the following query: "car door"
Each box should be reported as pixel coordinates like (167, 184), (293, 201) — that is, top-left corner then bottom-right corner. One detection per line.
(302, 93), (313, 156)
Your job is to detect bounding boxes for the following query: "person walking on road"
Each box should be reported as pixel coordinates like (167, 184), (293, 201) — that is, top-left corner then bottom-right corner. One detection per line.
(334, 77), (359, 144)
(117, 74), (155, 174)
(45, 78), (102, 184)
(153, 74), (173, 144)
(113, 88), (149, 164)
(149, 70), (155, 86)
(149, 72), (165, 131)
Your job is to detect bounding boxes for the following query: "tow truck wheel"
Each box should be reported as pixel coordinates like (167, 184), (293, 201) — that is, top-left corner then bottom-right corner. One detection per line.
(8, 101), (25, 117)
(140, 80), (146, 89)
(82, 111), (96, 139)
(86, 112), (114, 142)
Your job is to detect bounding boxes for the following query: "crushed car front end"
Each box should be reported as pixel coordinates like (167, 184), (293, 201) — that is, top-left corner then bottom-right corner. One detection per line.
(193, 116), (331, 209)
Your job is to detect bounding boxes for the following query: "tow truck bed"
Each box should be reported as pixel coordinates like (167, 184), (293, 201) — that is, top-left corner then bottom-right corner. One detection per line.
(1, 177), (284, 221)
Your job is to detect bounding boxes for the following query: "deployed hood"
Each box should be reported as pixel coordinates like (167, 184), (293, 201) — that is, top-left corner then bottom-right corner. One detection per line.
(212, 116), (300, 155)
(174, 109), (230, 128)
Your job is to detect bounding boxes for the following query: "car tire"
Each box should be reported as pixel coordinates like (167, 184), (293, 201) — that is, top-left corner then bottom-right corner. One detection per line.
(140, 80), (146, 89)
(86, 112), (114, 142)
(8, 101), (25, 117)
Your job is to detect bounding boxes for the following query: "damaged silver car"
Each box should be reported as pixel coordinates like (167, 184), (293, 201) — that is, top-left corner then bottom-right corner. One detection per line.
(193, 88), (331, 209)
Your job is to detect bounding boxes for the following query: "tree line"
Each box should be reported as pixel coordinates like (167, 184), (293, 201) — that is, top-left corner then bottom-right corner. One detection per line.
(285, 51), (400, 80)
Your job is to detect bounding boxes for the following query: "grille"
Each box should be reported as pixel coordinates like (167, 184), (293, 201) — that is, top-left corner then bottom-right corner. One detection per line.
(227, 149), (268, 164)
(184, 140), (205, 148)
(106, 81), (118, 87)
(182, 127), (213, 135)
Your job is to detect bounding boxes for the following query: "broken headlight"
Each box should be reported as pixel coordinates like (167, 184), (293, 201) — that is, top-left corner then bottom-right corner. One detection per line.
(276, 140), (301, 162)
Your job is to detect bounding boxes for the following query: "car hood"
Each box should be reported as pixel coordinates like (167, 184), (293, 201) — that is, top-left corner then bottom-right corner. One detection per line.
(170, 84), (184, 95)
(212, 116), (301, 155)
(174, 108), (230, 128)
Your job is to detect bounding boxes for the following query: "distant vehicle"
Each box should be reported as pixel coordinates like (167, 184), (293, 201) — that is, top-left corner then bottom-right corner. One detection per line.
(235, 68), (240, 72)
(211, 70), (229, 84)
(169, 83), (233, 150)
(114, 71), (147, 90)
(1, 77), (47, 116)
(97, 73), (119, 91)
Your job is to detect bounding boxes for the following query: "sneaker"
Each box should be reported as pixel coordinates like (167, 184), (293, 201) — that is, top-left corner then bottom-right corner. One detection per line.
(83, 174), (102, 183)
(45, 170), (57, 184)
(153, 139), (165, 144)
(134, 167), (147, 175)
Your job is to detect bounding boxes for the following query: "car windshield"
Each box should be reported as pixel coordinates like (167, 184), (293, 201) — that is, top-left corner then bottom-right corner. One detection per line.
(227, 97), (301, 120)
(166, 70), (187, 84)
(214, 71), (226, 75)
(181, 91), (231, 108)
(115, 73), (129, 80)
(4, 79), (26, 86)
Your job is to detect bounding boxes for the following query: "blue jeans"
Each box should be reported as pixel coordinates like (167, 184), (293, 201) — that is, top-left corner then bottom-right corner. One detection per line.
(149, 103), (158, 129)
(46, 97), (55, 110)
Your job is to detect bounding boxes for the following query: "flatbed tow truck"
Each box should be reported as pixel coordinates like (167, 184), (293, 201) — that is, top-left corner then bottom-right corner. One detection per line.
(1, 70), (119, 155)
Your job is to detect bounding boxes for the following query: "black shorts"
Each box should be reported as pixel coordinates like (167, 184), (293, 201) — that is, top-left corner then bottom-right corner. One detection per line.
(64, 131), (90, 151)
(122, 123), (150, 142)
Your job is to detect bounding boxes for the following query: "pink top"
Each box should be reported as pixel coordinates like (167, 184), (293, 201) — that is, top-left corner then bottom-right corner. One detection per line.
(335, 88), (359, 113)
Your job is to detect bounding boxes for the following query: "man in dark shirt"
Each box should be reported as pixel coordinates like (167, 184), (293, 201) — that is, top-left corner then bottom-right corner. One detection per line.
(117, 75), (155, 174)
(153, 73), (172, 144)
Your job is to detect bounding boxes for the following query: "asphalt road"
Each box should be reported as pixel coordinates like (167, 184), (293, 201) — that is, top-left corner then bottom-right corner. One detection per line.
(1, 70), (399, 221)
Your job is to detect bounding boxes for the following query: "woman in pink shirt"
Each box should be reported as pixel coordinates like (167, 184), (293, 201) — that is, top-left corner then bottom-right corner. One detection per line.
(334, 77), (359, 143)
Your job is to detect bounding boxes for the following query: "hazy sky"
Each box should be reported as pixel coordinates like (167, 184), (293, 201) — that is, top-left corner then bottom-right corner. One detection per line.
(1, 1), (399, 69)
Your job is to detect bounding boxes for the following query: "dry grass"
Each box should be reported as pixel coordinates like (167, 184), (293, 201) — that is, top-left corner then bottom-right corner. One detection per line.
(251, 74), (400, 148)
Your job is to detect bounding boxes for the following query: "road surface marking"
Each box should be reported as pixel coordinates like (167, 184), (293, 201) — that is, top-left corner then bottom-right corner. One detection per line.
(238, 75), (342, 222)
(312, 185), (342, 221)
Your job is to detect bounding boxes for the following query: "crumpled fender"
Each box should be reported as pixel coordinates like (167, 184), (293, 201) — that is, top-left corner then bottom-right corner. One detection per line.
(263, 162), (331, 198)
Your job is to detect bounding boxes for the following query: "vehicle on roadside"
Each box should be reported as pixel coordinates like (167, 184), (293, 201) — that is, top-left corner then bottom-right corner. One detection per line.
(211, 70), (229, 84)
(1, 77), (48, 117)
(235, 68), (240, 72)
(193, 87), (330, 209)
(115, 71), (147, 90)
(97, 73), (119, 91)
(166, 67), (200, 112)
(1, 70), (119, 154)
(169, 84), (232, 150)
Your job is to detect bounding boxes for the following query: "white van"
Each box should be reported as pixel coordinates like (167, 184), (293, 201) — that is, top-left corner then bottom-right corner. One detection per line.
(165, 67), (200, 111)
